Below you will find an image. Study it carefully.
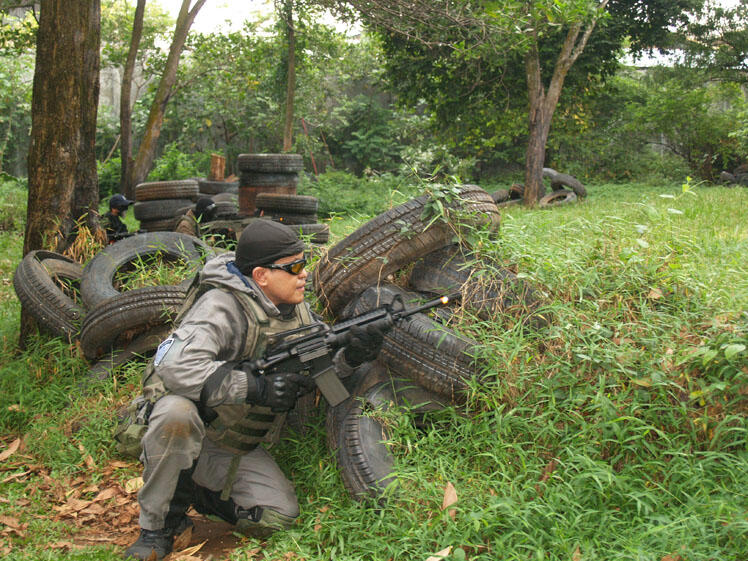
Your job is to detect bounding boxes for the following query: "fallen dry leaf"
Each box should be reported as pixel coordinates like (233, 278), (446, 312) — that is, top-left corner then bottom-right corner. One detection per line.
(425, 546), (452, 561)
(172, 526), (194, 551)
(661, 555), (682, 561)
(648, 287), (663, 300)
(0, 516), (20, 528)
(174, 539), (205, 557)
(0, 439), (21, 462)
(77, 444), (96, 469)
(441, 482), (458, 520)
(92, 488), (119, 502)
(573, 545), (582, 561)
(125, 477), (144, 494)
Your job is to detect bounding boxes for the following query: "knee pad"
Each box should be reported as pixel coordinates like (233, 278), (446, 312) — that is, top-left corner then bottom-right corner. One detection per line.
(235, 506), (296, 538)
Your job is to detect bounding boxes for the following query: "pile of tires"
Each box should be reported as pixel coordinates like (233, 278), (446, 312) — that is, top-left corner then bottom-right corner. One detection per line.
(133, 180), (199, 232)
(12, 232), (213, 386)
(237, 153), (303, 216)
(490, 168), (586, 209)
(314, 184), (547, 501)
(202, 153), (328, 246)
(718, 164), (748, 187)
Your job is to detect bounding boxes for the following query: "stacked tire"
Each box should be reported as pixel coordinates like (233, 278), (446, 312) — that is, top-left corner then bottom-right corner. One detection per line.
(237, 153), (303, 216)
(12, 232), (213, 388)
(197, 178), (239, 218)
(254, 193), (328, 245)
(133, 179), (199, 232)
(315, 184), (548, 500)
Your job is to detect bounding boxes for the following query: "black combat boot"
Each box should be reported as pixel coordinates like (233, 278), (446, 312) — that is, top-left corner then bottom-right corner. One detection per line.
(123, 527), (175, 560)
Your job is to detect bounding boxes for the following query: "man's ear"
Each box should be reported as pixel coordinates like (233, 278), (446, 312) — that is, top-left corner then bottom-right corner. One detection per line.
(252, 267), (269, 287)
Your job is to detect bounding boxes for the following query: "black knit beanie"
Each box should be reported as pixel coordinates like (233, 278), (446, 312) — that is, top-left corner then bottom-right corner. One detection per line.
(234, 220), (305, 274)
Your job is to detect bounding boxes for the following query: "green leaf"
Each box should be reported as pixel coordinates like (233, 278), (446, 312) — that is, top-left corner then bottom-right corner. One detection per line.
(701, 349), (719, 366)
(723, 344), (746, 360)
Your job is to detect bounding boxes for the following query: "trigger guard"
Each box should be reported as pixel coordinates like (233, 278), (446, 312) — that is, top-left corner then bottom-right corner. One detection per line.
(387, 294), (406, 314)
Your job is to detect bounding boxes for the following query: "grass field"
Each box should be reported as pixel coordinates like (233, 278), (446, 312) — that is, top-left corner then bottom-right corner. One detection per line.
(0, 180), (746, 560)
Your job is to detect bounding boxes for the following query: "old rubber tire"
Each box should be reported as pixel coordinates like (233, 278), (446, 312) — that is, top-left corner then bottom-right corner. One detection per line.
(80, 232), (211, 309)
(255, 193), (319, 214)
(490, 189), (510, 203)
(214, 199), (238, 218)
(197, 179), (239, 195)
(13, 251), (85, 341)
(138, 217), (180, 232)
(313, 185), (500, 317)
(336, 379), (448, 500)
(291, 223), (329, 244)
(133, 199), (194, 222)
(239, 172), (300, 189)
(542, 168), (586, 198)
(135, 180), (199, 201)
(538, 189), (577, 208)
(269, 212), (319, 226)
(408, 245), (547, 326)
(83, 325), (171, 388)
(343, 284), (482, 400)
(79, 285), (186, 360)
(325, 361), (393, 453)
(237, 154), (304, 173)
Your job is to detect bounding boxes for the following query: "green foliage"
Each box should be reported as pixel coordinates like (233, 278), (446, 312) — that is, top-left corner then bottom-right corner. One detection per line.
(99, 0), (173, 69)
(547, 66), (747, 182)
(675, 0), (748, 83)
(1, 183), (748, 558)
(298, 170), (419, 218)
(146, 142), (211, 181)
(0, 12), (34, 177)
(97, 156), (122, 199)
(0, 175), (26, 231)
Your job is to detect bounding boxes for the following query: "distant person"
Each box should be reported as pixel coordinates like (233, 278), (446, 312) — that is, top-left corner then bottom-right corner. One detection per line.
(174, 197), (217, 237)
(104, 194), (135, 243)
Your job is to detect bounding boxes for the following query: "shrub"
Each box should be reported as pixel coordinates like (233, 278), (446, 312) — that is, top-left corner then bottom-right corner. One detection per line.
(0, 174), (27, 232)
(299, 170), (420, 218)
(97, 156), (122, 199)
(147, 143), (213, 181)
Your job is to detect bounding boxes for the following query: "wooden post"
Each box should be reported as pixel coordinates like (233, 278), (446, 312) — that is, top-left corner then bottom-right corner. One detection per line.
(209, 153), (226, 181)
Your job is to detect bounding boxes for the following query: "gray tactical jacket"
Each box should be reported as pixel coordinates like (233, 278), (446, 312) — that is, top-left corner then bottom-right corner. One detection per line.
(146, 251), (315, 451)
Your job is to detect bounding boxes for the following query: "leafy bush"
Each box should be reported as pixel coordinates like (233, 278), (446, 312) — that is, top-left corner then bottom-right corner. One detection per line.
(0, 174), (26, 232)
(97, 156), (121, 199)
(299, 170), (420, 218)
(146, 143), (213, 182)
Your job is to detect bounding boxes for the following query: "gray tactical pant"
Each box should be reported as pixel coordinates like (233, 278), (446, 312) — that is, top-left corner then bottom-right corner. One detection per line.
(138, 394), (299, 530)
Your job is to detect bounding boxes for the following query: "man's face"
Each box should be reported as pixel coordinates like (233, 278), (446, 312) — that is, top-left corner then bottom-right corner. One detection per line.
(257, 252), (307, 306)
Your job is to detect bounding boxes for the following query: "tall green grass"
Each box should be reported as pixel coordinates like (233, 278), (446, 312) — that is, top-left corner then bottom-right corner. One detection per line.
(0, 181), (746, 560)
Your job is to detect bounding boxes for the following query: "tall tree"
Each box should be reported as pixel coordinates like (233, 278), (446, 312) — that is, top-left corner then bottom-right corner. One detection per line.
(120, 0), (146, 197)
(278, 0), (297, 152)
(25, 0), (101, 254)
(129, 0), (206, 190)
(23, 0), (100, 340)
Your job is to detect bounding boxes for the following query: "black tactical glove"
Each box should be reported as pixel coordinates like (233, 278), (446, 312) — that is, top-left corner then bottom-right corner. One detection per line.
(246, 371), (316, 412)
(343, 318), (392, 367)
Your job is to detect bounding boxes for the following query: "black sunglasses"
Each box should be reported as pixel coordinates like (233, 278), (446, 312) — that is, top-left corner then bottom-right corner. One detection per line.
(263, 257), (307, 275)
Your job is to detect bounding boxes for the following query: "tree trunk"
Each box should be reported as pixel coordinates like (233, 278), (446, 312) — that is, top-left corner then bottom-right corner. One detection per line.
(131, 0), (206, 188)
(120, 0), (146, 199)
(523, 17), (596, 206)
(523, 41), (548, 207)
(23, 0), (101, 344)
(282, 1), (296, 152)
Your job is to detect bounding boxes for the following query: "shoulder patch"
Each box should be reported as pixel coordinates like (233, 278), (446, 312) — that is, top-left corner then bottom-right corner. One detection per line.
(153, 337), (175, 366)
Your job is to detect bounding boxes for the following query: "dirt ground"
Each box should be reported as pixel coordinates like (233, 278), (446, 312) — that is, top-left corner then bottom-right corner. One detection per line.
(0, 449), (257, 560)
